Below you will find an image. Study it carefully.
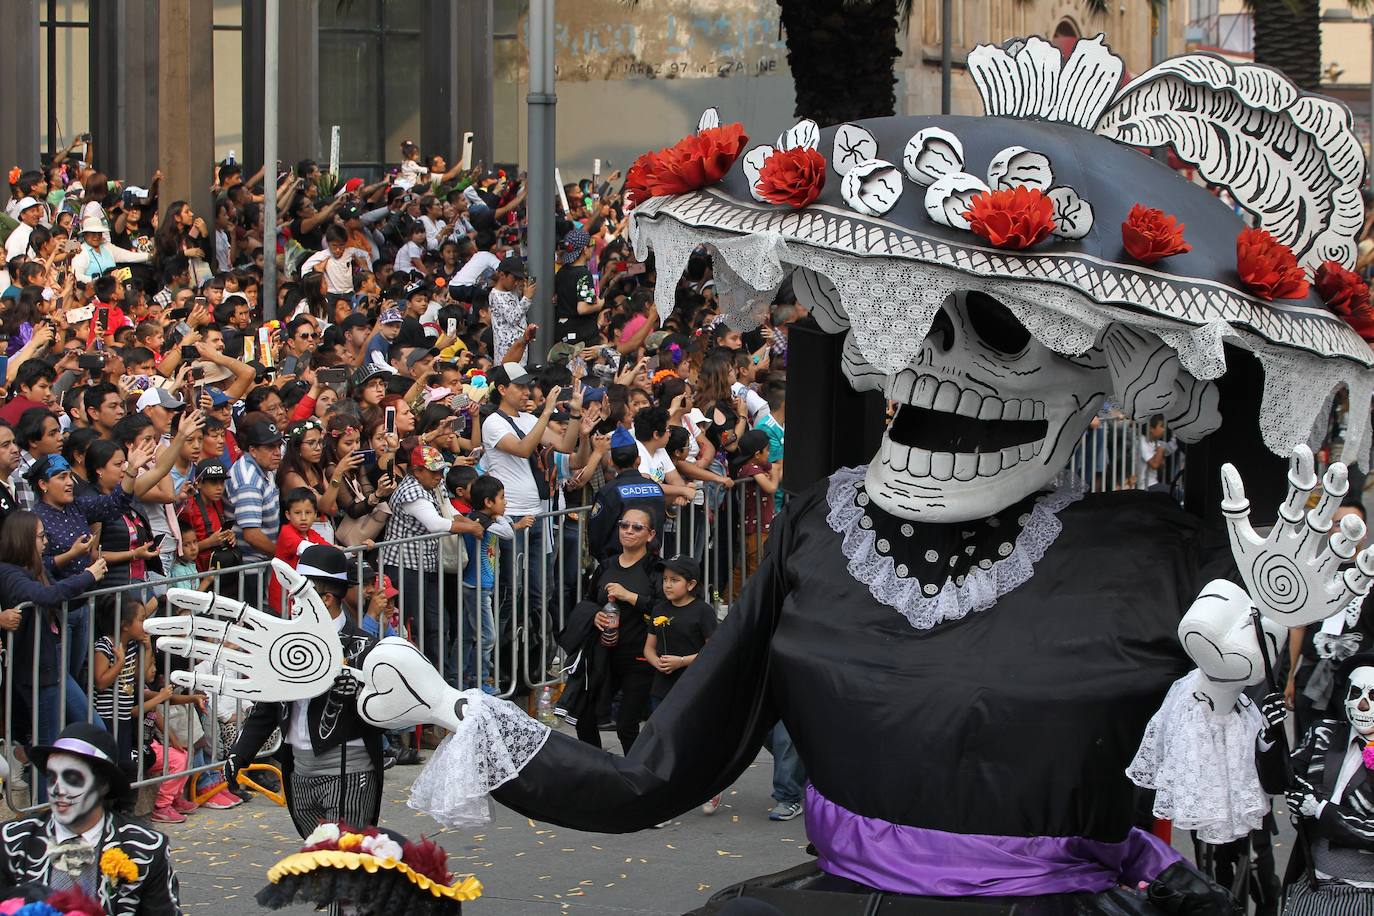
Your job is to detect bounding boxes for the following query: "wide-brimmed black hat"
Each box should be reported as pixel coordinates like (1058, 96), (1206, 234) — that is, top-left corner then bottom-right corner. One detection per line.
(29, 721), (132, 797)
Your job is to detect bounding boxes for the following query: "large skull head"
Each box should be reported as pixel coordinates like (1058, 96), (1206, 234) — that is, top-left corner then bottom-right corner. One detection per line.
(859, 291), (1105, 522)
(1347, 666), (1374, 737)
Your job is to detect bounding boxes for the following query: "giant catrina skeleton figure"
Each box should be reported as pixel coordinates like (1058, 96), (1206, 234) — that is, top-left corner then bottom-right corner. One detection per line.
(149, 36), (1374, 914)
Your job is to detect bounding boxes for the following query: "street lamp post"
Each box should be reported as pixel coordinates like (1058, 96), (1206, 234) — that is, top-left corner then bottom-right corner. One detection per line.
(526, 0), (557, 354)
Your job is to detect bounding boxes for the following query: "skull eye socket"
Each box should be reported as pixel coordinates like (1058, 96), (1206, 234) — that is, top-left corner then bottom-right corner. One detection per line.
(965, 292), (1031, 357)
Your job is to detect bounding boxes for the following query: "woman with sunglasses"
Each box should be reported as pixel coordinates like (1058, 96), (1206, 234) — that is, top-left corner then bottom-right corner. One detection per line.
(571, 506), (660, 754)
(278, 418), (339, 542)
(323, 415), (395, 533)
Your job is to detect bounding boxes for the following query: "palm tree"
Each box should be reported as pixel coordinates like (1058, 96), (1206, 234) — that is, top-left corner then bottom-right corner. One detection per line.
(1248, 0), (1322, 89)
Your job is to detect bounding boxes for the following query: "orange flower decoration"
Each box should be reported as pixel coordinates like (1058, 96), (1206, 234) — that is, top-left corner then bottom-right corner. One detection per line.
(1236, 228), (1308, 300)
(963, 187), (1056, 250)
(1315, 260), (1374, 341)
(6, 167), (19, 186)
(1121, 204), (1190, 264)
(624, 124), (748, 206)
(756, 147), (826, 208)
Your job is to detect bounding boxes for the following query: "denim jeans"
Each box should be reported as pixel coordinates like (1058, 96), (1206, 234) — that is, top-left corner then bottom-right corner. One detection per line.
(765, 722), (806, 805)
(462, 583), (496, 689)
(22, 677), (107, 801)
(65, 602), (90, 682)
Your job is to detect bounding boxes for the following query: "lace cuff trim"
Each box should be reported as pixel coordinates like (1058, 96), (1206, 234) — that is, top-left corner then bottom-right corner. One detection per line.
(825, 466), (1081, 630)
(407, 690), (551, 829)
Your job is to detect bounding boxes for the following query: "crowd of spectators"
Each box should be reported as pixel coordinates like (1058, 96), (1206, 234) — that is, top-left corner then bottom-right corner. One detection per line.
(0, 136), (804, 820)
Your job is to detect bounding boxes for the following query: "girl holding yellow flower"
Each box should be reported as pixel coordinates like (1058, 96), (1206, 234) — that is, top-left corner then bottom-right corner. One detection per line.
(644, 556), (717, 710)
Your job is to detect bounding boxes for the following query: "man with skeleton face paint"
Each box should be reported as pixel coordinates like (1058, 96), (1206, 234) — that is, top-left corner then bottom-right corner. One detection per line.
(1256, 654), (1374, 914)
(0, 722), (181, 915)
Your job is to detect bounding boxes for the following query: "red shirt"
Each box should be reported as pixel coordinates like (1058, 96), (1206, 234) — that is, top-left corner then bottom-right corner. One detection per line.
(0, 395), (53, 426)
(734, 460), (775, 534)
(85, 302), (132, 347)
(178, 494), (227, 572)
(269, 524), (331, 613)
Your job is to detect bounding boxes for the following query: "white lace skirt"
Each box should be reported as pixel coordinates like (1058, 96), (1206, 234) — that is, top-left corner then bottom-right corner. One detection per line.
(407, 690), (551, 828)
(1127, 671), (1270, 845)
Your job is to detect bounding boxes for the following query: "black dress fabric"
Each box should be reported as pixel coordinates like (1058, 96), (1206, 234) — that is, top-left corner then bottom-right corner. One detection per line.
(497, 483), (1225, 845)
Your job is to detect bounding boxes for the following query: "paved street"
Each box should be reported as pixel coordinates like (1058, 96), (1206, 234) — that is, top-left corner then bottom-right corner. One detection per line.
(164, 724), (809, 916)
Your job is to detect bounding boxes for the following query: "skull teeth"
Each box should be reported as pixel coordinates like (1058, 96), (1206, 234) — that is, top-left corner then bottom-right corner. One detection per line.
(884, 442), (1039, 480)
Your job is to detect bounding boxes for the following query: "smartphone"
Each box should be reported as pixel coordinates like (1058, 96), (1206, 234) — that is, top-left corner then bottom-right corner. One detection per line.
(193, 296), (207, 310)
(77, 353), (104, 373)
(280, 355), (300, 376)
(384, 406), (397, 435)
(66, 305), (94, 324)
(63, 238), (81, 254)
(451, 392), (470, 410)
(356, 448), (377, 466)
(180, 344), (198, 362)
(317, 367), (348, 385)
(96, 307), (110, 333)
(568, 354), (587, 377)
(194, 384), (204, 406)
(469, 447), (484, 463)
(150, 534), (166, 552)
(242, 337), (256, 364)
(446, 318), (458, 337)
(258, 328), (273, 367)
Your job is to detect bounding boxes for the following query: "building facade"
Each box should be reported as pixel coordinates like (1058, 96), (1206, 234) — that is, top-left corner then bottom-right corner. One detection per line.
(0, 0), (1187, 221)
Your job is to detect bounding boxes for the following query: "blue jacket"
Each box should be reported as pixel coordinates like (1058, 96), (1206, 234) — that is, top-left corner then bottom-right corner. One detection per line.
(0, 561), (98, 688)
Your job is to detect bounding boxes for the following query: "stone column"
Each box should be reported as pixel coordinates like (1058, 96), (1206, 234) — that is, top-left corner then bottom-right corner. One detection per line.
(159, 0), (215, 221)
(0, 0), (41, 192)
(242, 0), (319, 173)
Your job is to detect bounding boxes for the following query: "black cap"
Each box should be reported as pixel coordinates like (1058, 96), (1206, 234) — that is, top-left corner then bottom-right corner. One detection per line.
(497, 255), (527, 279)
(239, 419), (285, 448)
(196, 461), (229, 482)
(296, 543), (351, 583)
(341, 311), (372, 331)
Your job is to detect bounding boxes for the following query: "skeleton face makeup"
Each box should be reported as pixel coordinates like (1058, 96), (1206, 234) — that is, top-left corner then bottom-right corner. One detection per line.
(1347, 666), (1374, 737)
(46, 752), (102, 827)
(861, 292), (1105, 522)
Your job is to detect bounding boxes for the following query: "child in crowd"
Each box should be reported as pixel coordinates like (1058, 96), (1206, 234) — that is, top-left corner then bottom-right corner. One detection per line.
(169, 520), (210, 590)
(643, 556), (716, 707)
(459, 474), (530, 693)
(360, 572), (402, 640)
(270, 488), (333, 613)
(729, 429), (781, 597)
(178, 463), (234, 573)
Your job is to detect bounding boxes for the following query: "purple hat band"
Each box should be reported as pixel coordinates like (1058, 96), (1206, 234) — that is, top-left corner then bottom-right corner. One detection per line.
(51, 736), (114, 765)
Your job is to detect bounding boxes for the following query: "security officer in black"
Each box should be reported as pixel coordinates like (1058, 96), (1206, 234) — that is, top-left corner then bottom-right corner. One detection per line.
(587, 427), (665, 564)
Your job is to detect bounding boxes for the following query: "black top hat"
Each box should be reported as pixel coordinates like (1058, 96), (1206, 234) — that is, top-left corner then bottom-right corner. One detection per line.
(29, 722), (133, 798)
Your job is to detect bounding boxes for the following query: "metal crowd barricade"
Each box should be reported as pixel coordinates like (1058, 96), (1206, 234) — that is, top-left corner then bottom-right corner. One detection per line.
(1067, 416), (1186, 497)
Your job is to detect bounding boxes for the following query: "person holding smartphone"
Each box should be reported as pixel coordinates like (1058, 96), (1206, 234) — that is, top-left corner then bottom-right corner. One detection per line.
(489, 256), (537, 367)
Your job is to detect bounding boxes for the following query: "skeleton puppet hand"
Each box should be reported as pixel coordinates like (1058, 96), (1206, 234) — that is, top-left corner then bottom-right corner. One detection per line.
(1286, 775), (1324, 821)
(145, 559), (345, 703)
(1222, 445), (1374, 628)
(1258, 692), (1287, 739)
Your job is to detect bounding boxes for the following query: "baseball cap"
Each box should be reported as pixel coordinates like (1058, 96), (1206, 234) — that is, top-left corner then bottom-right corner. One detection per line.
(14, 196), (40, 214)
(488, 362), (534, 388)
(379, 574), (400, 598)
(379, 307), (404, 325)
(340, 203), (363, 221)
(353, 363), (393, 388)
(659, 555), (703, 585)
(404, 278), (430, 300)
(644, 330), (671, 353)
(496, 255), (527, 279)
(686, 407), (708, 428)
(204, 387), (232, 408)
(405, 347), (440, 369)
(737, 429), (770, 458)
(239, 419), (284, 448)
(343, 177), (365, 194)
(546, 341), (578, 364)
(409, 445), (450, 472)
(136, 387), (185, 411)
(195, 462), (229, 482)
(610, 427), (635, 450)
(559, 229), (591, 265)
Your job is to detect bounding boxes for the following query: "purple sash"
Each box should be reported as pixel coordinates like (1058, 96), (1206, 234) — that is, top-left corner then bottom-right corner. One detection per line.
(806, 784), (1180, 896)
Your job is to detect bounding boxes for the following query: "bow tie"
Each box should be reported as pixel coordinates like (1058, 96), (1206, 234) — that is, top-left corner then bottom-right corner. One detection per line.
(1315, 632), (1363, 661)
(46, 834), (96, 876)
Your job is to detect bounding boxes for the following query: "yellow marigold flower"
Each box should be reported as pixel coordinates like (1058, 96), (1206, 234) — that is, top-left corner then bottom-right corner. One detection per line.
(337, 833), (364, 851)
(101, 847), (139, 883)
(653, 616), (670, 626)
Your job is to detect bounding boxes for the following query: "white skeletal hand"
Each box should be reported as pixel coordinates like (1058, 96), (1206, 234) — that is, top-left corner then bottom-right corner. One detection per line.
(1222, 445), (1374, 628)
(144, 559), (345, 702)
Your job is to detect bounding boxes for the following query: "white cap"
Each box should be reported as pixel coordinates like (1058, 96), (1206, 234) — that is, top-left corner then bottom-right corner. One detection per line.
(14, 197), (40, 213)
(686, 408), (708, 428)
(136, 387), (185, 411)
(79, 215), (107, 235)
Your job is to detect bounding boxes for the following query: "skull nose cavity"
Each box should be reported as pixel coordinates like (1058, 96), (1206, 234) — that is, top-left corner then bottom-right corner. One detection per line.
(926, 309), (955, 353)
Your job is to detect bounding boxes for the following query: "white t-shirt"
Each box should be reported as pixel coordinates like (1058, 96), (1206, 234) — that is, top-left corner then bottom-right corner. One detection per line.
(393, 240), (425, 274)
(482, 410), (544, 516)
(635, 440), (675, 485)
(453, 250), (501, 287)
(1137, 436), (1176, 490)
(302, 246), (369, 294)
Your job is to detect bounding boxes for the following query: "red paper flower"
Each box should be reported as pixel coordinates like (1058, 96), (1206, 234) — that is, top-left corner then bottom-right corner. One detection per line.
(401, 836), (452, 886)
(756, 147), (826, 208)
(1236, 228), (1309, 300)
(1121, 204), (1190, 264)
(963, 187), (1056, 250)
(1316, 260), (1374, 341)
(623, 124), (748, 205)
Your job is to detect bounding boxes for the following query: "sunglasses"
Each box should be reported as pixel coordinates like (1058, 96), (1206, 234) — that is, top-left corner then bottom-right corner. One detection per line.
(617, 521), (649, 533)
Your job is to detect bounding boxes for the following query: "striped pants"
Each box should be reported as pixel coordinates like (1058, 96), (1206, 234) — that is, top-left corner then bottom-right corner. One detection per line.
(287, 768), (381, 838)
(1285, 880), (1374, 915)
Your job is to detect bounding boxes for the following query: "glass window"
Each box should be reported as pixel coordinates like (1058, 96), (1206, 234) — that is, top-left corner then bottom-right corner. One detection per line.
(320, 31), (383, 167)
(39, 0), (90, 156)
(319, 0), (380, 29)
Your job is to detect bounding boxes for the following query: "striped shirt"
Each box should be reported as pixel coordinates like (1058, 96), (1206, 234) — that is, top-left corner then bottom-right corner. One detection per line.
(93, 635), (141, 724)
(226, 452), (280, 560)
